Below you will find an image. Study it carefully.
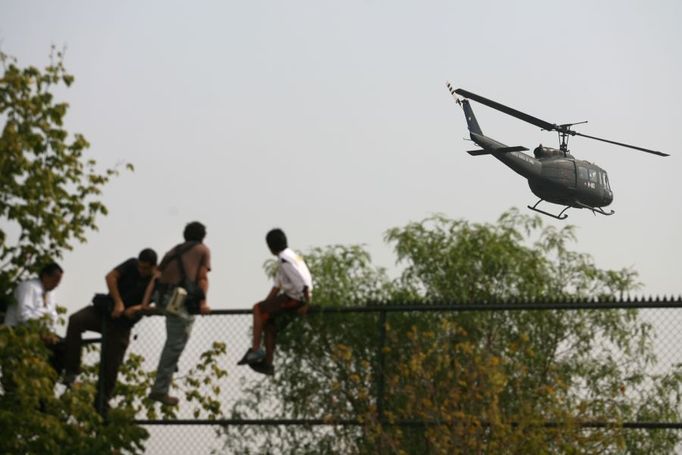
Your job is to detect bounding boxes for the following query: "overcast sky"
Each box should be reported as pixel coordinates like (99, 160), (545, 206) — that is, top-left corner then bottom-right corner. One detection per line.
(2, 0), (681, 319)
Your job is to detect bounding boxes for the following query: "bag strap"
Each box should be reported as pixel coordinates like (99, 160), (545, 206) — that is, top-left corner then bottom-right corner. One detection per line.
(161, 241), (200, 284)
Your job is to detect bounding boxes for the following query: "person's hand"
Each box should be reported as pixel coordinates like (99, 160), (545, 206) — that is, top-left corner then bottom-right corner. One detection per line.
(124, 305), (140, 319)
(199, 301), (211, 315)
(111, 300), (125, 319)
(41, 332), (60, 345)
(297, 303), (310, 316)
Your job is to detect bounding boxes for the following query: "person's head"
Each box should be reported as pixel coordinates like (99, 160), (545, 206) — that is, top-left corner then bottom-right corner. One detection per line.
(266, 228), (288, 255)
(137, 248), (158, 277)
(38, 262), (63, 291)
(184, 221), (206, 242)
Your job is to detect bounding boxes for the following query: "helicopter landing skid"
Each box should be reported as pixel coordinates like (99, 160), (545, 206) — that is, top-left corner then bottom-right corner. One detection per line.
(575, 201), (615, 217)
(527, 200), (570, 220)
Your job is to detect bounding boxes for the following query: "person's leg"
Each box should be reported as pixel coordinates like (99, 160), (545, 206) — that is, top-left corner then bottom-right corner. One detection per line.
(150, 315), (193, 401)
(96, 322), (130, 407)
(47, 337), (67, 375)
(63, 306), (102, 381)
(251, 303), (264, 351)
(263, 303), (301, 367)
(244, 295), (300, 367)
(264, 321), (276, 366)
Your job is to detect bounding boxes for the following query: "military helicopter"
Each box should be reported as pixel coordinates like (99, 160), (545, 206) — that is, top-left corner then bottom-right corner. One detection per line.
(446, 83), (668, 219)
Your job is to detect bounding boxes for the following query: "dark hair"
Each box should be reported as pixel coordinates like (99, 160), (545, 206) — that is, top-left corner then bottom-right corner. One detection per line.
(39, 262), (63, 278)
(184, 221), (206, 242)
(266, 228), (287, 253)
(138, 248), (158, 265)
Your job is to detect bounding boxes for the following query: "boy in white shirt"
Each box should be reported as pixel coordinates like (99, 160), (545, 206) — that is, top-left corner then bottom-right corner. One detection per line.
(239, 228), (312, 375)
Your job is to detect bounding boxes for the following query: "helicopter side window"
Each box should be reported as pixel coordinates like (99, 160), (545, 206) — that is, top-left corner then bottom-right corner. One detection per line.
(589, 169), (599, 183)
(603, 172), (611, 190)
(578, 167), (588, 181)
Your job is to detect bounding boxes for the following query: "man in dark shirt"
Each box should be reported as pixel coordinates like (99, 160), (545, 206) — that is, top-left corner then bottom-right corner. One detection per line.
(62, 249), (157, 412)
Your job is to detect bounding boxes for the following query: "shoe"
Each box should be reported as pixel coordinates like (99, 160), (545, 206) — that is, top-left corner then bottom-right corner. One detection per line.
(238, 348), (266, 365)
(249, 362), (274, 376)
(237, 348), (251, 365)
(148, 392), (179, 406)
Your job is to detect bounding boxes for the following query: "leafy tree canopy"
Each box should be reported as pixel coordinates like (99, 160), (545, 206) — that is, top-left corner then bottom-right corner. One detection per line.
(0, 51), (229, 454)
(220, 210), (681, 454)
(0, 48), (130, 307)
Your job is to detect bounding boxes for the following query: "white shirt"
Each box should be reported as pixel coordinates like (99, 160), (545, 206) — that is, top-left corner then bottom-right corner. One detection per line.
(4, 278), (58, 331)
(274, 248), (313, 301)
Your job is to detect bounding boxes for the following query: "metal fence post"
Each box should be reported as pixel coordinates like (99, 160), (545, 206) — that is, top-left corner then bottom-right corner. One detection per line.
(377, 309), (386, 424)
(96, 310), (108, 418)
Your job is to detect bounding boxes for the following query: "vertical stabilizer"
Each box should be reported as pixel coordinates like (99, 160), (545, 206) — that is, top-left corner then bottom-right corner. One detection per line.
(446, 81), (483, 135)
(460, 99), (483, 136)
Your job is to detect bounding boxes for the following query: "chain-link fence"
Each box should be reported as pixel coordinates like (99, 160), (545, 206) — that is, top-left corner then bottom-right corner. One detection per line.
(98, 298), (682, 454)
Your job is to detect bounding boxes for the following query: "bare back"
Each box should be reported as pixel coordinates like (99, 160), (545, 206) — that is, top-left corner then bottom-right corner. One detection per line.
(158, 242), (211, 285)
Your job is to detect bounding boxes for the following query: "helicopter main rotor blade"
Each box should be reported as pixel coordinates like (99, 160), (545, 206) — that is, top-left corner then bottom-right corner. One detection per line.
(573, 131), (669, 157)
(454, 88), (557, 131)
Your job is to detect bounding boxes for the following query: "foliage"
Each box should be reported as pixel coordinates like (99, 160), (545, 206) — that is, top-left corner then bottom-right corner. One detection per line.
(0, 319), (229, 453)
(219, 209), (682, 454)
(0, 321), (147, 454)
(0, 51), (230, 452)
(0, 48), (130, 309)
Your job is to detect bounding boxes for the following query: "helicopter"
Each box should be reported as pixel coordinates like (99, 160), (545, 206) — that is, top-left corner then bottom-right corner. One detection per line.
(446, 83), (668, 219)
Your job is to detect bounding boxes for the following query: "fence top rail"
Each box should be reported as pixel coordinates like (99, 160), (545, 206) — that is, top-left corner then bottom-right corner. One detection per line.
(134, 418), (682, 430)
(204, 296), (682, 316)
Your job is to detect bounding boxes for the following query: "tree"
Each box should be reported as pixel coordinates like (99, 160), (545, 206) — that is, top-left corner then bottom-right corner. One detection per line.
(219, 209), (682, 454)
(0, 320), (228, 454)
(0, 51), (230, 453)
(0, 48), (129, 310)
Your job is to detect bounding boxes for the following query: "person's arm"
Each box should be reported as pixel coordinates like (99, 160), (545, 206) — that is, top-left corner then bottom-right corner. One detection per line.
(197, 264), (211, 315)
(196, 247), (212, 315)
(124, 269), (158, 319)
(265, 286), (280, 300)
(105, 269), (125, 319)
(297, 287), (311, 316)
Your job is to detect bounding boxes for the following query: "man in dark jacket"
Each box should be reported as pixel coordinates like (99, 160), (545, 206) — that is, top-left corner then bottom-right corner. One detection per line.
(62, 249), (157, 413)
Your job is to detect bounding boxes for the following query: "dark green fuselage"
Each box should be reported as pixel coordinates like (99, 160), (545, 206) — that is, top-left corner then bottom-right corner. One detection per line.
(463, 101), (613, 209)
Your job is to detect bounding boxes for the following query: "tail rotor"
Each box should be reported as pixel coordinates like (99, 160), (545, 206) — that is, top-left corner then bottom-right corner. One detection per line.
(446, 81), (461, 105)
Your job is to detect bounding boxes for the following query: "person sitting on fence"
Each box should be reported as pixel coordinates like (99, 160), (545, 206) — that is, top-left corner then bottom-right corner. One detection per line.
(4, 261), (66, 374)
(62, 249), (157, 414)
(238, 228), (312, 376)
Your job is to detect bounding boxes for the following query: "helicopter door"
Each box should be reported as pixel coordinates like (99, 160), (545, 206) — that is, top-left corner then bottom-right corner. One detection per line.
(577, 166), (588, 187)
(587, 169), (599, 190)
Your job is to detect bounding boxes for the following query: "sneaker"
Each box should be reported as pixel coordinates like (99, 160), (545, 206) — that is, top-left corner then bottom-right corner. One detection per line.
(237, 348), (252, 365)
(249, 362), (274, 376)
(238, 348), (266, 365)
(148, 392), (179, 406)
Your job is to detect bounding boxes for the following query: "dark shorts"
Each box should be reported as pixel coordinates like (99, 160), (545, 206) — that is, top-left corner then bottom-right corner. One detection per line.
(258, 294), (302, 322)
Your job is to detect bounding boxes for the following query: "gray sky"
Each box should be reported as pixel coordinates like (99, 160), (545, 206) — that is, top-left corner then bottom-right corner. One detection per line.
(2, 0), (681, 318)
